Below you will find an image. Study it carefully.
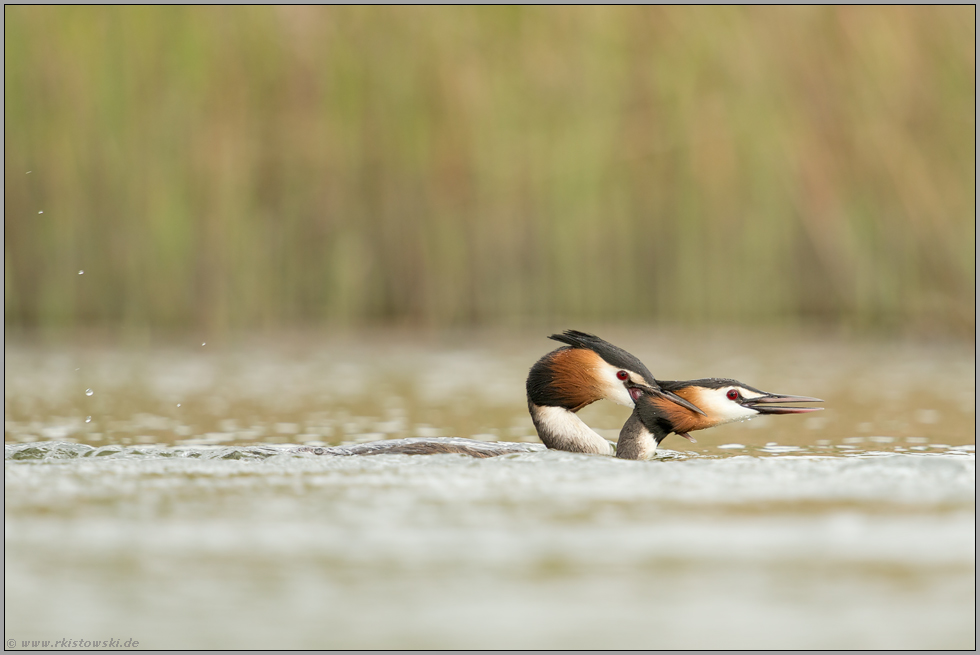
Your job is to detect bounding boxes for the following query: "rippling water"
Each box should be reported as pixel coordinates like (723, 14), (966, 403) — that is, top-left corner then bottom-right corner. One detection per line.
(4, 330), (976, 648)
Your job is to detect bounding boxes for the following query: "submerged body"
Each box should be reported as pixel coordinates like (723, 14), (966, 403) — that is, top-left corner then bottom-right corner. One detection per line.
(296, 437), (542, 458)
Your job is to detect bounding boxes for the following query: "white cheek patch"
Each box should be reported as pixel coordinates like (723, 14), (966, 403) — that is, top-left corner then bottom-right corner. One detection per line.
(696, 388), (758, 424)
(594, 363), (635, 407)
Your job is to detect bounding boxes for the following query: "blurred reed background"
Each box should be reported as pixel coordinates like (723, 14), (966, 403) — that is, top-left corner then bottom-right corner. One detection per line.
(4, 6), (975, 336)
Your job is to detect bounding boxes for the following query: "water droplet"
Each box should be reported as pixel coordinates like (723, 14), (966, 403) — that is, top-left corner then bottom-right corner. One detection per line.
(201, 342), (206, 346)
(78, 270), (84, 275)
(85, 388), (94, 396)
(176, 403), (181, 408)
(85, 416), (92, 423)
(26, 171), (31, 174)
(38, 211), (43, 214)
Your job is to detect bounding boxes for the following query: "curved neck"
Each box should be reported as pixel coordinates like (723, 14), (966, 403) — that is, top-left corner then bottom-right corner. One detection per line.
(615, 411), (667, 460)
(528, 402), (615, 456)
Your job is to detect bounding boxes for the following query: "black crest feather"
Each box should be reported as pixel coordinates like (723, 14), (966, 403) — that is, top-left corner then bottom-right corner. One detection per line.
(659, 378), (765, 395)
(547, 330), (657, 385)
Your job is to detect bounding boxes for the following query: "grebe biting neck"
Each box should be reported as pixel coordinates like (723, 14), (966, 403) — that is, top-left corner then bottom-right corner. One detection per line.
(526, 330), (704, 455)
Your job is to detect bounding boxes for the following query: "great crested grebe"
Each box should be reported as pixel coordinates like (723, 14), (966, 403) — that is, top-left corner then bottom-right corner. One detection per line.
(298, 331), (821, 460)
(616, 379), (824, 460)
(526, 330), (705, 455)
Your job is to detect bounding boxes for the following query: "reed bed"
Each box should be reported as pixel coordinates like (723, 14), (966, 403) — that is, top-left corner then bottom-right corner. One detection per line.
(4, 6), (975, 335)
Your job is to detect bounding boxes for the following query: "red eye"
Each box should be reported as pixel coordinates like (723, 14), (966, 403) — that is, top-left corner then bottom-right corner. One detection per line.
(616, 370), (629, 381)
(727, 389), (739, 400)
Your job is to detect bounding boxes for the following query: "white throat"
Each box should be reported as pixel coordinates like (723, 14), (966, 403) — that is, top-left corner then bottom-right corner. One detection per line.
(529, 403), (615, 456)
(616, 412), (660, 460)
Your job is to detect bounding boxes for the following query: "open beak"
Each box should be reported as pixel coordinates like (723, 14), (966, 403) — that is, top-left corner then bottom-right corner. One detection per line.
(632, 383), (707, 416)
(744, 393), (824, 415)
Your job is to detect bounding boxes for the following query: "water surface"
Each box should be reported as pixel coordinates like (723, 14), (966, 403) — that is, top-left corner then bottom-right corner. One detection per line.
(5, 330), (976, 649)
